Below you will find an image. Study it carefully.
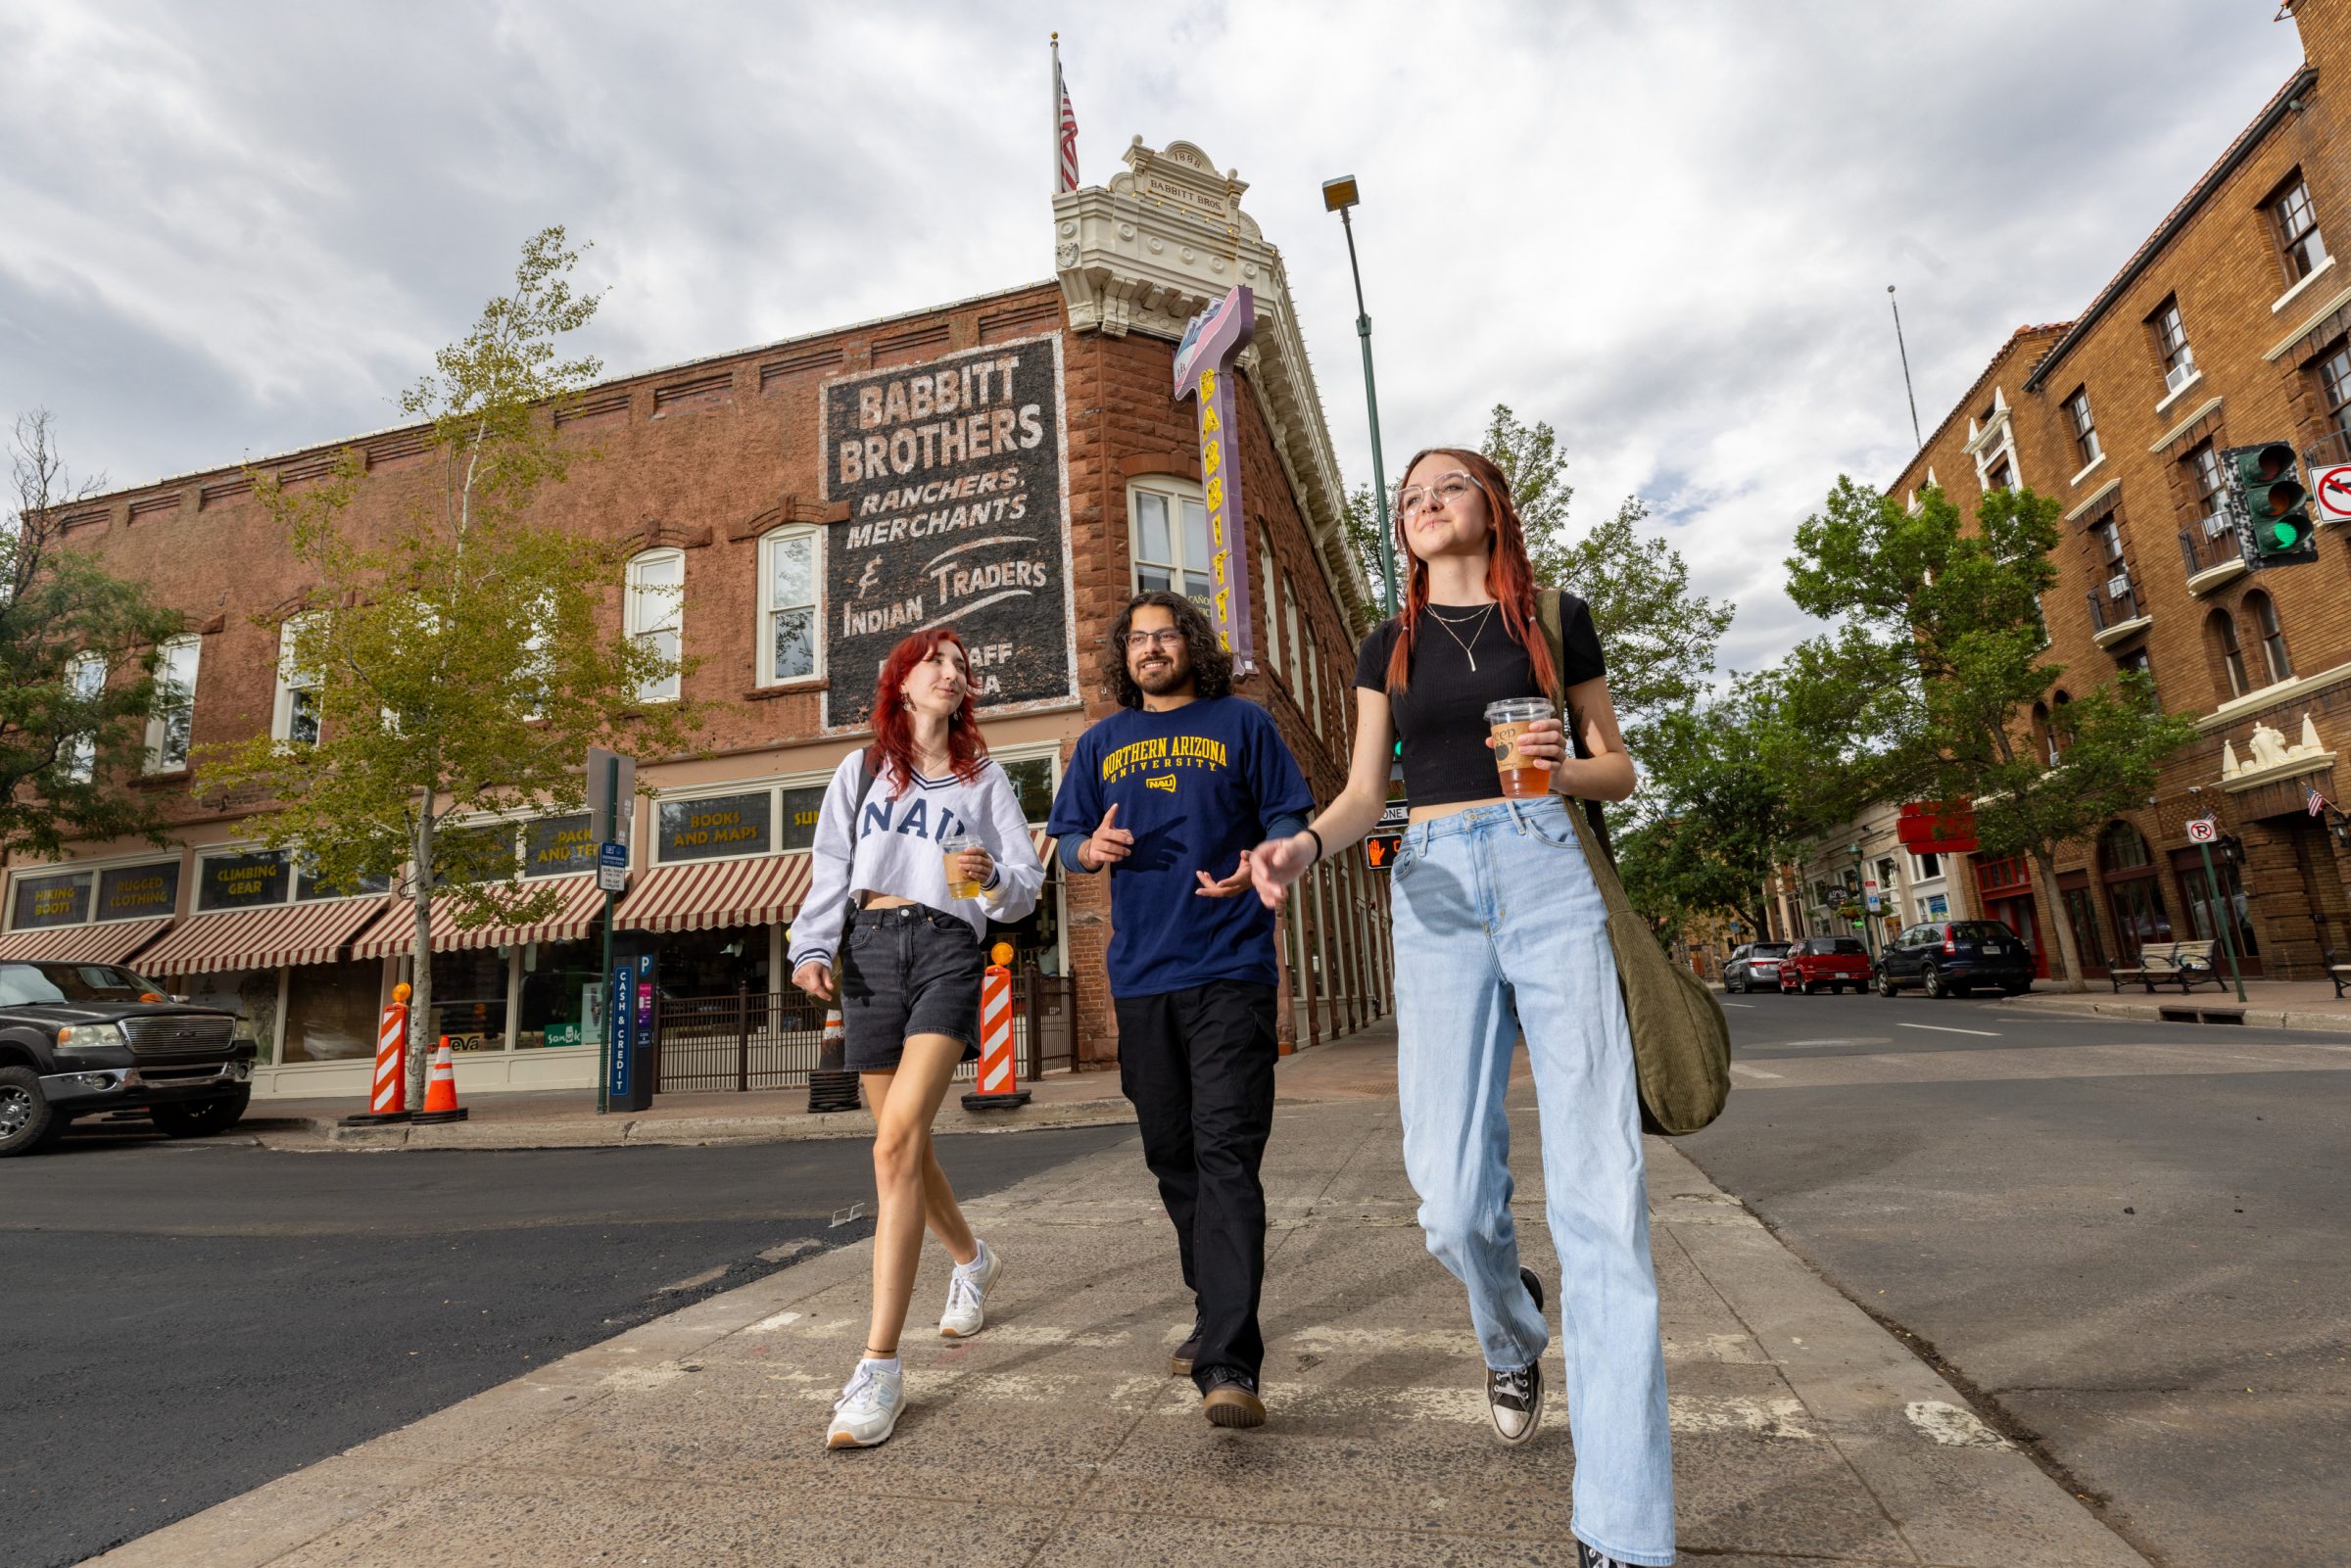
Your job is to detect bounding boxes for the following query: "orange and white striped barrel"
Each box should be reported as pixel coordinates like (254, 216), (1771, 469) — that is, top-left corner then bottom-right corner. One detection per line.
(962, 942), (1030, 1110)
(370, 1003), (408, 1115)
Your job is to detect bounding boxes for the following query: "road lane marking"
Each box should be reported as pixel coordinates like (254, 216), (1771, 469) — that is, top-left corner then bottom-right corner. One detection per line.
(1721, 1001), (1755, 1009)
(1730, 1064), (1785, 1079)
(1896, 1022), (2003, 1037)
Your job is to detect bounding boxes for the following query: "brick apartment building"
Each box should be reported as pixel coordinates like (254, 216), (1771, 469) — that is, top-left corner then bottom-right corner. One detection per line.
(0, 136), (1394, 1100)
(1883, 0), (2351, 981)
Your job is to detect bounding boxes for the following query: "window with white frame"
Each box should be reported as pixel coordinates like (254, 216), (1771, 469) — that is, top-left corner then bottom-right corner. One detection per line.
(1912, 851), (1943, 880)
(272, 613), (322, 745)
(2150, 297), (2196, 391)
(760, 528), (820, 685)
(626, 549), (684, 703)
(2271, 172), (2328, 283)
(1128, 479), (1212, 609)
(61, 652), (105, 784)
(1284, 574), (1303, 686)
(2064, 388), (2102, 468)
(1259, 543), (1280, 676)
(146, 635), (200, 773)
(1306, 640), (1323, 736)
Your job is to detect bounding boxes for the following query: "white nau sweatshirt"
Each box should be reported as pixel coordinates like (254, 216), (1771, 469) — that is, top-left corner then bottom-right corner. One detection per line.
(787, 751), (1043, 972)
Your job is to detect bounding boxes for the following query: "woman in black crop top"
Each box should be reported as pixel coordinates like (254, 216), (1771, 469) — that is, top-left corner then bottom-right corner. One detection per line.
(1250, 449), (1675, 1567)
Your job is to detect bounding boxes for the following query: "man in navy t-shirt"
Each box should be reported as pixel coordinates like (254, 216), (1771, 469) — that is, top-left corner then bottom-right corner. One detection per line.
(1047, 590), (1313, 1430)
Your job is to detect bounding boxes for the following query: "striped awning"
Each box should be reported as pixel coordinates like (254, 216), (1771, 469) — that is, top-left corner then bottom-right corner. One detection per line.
(348, 876), (608, 961)
(137, 899), (386, 978)
(0, 918), (173, 967)
(1031, 826), (1058, 870)
(614, 854), (812, 934)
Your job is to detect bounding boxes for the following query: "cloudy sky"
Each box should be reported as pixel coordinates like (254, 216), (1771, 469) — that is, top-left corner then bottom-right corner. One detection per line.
(0, 1), (2311, 673)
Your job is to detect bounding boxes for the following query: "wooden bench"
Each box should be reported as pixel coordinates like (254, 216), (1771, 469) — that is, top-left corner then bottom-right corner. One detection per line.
(2107, 939), (2227, 993)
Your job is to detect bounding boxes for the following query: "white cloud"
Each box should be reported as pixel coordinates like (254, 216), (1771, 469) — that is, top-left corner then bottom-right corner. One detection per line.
(0, 0), (2311, 670)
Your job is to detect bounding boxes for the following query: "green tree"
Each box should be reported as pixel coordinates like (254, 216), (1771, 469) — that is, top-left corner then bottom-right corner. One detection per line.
(1784, 480), (2196, 991)
(1, 409), (185, 859)
(1340, 404), (1733, 750)
(197, 230), (698, 1104)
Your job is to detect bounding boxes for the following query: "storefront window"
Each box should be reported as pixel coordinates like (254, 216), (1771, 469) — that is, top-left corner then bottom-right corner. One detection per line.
(656, 790), (773, 862)
(181, 970), (282, 1065)
(2180, 862), (2258, 956)
(777, 785), (825, 852)
(429, 947), (508, 1052)
(98, 861), (180, 921)
(1001, 757), (1055, 824)
(199, 850), (292, 911)
(2062, 887), (2108, 972)
(523, 815), (596, 878)
(518, 937), (604, 1048)
(283, 961), (385, 1063)
(11, 870), (91, 929)
(657, 925), (772, 998)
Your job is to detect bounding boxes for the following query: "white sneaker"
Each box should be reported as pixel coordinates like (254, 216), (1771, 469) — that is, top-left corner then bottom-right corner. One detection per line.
(939, 1241), (1002, 1339)
(825, 1360), (903, 1449)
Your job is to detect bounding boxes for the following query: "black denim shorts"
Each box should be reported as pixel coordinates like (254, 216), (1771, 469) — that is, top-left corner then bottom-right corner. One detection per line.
(840, 904), (984, 1072)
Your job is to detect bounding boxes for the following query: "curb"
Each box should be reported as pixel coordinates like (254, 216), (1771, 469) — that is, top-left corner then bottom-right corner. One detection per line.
(1991, 994), (2351, 1033)
(239, 1095), (1142, 1153)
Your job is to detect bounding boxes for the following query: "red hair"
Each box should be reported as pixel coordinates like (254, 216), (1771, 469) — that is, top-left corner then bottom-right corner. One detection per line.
(1384, 447), (1559, 695)
(867, 629), (987, 798)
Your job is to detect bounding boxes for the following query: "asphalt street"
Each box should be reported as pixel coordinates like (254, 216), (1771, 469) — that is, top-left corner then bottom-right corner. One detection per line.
(1, 1121), (1136, 1568)
(1681, 988), (2351, 1568)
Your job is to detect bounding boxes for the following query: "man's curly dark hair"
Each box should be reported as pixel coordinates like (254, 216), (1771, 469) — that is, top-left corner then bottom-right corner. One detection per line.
(1102, 590), (1235, 709)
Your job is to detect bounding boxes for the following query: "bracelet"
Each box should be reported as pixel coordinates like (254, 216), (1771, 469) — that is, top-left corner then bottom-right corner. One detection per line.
(1300, 826), (1325, 865)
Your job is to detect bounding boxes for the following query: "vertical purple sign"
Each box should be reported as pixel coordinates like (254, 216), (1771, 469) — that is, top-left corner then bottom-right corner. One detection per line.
(1173, 286), (1258, 669)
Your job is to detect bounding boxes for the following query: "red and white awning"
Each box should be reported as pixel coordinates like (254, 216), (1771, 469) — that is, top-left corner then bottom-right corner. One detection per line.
(138, 900), (386, 978)
(348, 877), (607, 961)
(0, 918), (174, 967)
(614, 854), (813, 934)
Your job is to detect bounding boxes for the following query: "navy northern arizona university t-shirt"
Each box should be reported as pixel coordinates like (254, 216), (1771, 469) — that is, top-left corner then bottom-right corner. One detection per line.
(1047, 695), (1314, 999)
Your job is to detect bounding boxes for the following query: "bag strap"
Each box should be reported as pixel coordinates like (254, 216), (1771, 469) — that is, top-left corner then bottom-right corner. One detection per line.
(839, 749), (879, 936)
(1535, 589), (1618, 869)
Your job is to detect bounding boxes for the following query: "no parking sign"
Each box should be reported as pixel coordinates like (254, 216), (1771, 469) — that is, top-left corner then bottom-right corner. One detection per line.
(2186, 816), (2218, 844)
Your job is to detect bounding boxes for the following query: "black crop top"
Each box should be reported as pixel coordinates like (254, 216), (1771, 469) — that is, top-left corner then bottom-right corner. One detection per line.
(1352, 595), (1607, 807)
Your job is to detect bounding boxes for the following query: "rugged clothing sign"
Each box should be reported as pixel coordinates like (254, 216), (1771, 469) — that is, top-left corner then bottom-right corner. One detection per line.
(819, 334), (1074, 731)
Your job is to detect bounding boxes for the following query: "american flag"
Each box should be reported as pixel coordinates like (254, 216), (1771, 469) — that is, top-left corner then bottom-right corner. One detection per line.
(2309, 784), (2329, 817)
(1055, 48), (1080, 193)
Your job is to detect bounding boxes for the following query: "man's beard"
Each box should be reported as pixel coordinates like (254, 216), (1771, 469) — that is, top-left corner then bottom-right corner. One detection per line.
(1133, 656), (1190, 695)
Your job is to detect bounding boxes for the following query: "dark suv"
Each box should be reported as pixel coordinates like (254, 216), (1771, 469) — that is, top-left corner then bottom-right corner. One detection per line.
(1875, 921), (2036, 998)
(0, 960), (252, 1157)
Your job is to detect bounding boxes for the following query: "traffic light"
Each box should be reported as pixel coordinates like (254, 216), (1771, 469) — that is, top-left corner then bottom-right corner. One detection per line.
(2231, 441), (2314, 560)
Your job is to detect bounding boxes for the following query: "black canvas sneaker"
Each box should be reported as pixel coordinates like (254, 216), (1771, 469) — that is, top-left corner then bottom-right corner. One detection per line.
(1170, 1314), (1203, 1378)
(1490, 1265), (1549, 1444)
(1199, 1366), (1266, 1429)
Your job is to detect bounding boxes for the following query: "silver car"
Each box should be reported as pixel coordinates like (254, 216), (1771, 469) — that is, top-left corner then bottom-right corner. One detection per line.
(1723, 941), (1793, 994)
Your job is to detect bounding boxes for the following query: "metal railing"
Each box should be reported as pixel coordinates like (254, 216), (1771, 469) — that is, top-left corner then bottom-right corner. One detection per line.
(648, 971), (1076, 1094)
(2085, 573), (2142, 635)
(2178, 517), (2245, 582)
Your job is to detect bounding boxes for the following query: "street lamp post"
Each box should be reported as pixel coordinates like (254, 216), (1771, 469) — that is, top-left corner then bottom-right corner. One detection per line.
(1322, 174), (1398, 617)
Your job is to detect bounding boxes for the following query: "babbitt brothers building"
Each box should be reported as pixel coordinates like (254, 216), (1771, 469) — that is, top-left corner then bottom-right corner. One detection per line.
(1883, 0), (2351, 983)
(2, 137), (1392, 1100)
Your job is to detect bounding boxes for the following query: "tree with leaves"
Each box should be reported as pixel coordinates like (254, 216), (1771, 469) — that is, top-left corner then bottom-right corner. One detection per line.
(198, 230), (698, 1105)
(1784, 480), (2197, 991)
(1, 410), (185, 860)
(1340, 404), (1733, 754)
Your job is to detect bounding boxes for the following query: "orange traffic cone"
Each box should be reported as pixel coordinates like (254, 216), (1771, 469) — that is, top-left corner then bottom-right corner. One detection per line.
(412, 1036), (470, 1123)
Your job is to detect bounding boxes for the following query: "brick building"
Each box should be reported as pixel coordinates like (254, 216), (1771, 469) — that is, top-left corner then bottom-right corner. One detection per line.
(0, 136), (1393, 1099)
(1887, 0), (2351, 981)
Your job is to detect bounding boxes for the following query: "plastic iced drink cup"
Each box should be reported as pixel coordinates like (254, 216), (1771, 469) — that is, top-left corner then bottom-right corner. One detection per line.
(940, 833), (984, 899)
(1485, 697), (1557, 798)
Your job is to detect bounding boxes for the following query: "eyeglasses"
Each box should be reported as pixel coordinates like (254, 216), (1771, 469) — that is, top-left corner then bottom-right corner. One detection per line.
(1399, 473), (1477, 519)
(1124, 630), (1185, 650)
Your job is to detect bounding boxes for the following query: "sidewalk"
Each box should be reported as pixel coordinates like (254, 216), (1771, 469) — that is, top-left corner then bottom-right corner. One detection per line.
(240, 1027), (1408, 1153)
(1993, 974), (2351, 1031)
(100, 1030), (2149, 1567)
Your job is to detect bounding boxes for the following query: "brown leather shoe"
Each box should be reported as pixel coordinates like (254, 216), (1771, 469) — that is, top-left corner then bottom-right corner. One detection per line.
(1200, 1368), (1265, 1429)
(1170, 1316), (1203, 1378)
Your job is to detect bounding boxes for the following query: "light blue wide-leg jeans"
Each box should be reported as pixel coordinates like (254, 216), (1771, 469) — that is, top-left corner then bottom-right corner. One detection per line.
(1391, 796), (1675, 1566)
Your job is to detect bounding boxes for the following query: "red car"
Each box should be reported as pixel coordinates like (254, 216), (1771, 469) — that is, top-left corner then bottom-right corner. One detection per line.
(1778, 936), (1873, 994)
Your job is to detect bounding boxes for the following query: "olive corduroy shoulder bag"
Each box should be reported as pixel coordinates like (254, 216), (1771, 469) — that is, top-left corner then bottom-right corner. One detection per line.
(1534, 589), (1734, 1136)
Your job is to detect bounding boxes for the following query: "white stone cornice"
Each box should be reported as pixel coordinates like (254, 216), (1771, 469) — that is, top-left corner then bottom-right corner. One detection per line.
(1055, 136), (1370, 629)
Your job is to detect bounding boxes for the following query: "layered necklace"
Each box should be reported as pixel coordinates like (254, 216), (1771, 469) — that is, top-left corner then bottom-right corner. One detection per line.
(1423, 601), (1498, 671)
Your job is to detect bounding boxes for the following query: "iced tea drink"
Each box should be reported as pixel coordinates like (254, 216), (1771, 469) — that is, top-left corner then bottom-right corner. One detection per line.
(941, 833), (984, 899)
(1485, 697), (1557, 798)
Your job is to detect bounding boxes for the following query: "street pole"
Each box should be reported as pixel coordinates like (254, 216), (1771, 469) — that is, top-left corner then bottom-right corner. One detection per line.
(1334, 201), (1398, 617)
(2193, 836), (2248, 1002)
(598, 753), (617, 1114)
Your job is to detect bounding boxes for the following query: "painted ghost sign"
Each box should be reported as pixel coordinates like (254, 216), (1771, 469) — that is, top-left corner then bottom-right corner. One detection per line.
(820, 336), (1076, 731)
(1172, 285), (1258, 669)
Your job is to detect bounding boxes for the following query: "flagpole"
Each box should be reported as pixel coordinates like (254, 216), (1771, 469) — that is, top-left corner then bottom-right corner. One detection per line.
(1051, 33), (1062, 194)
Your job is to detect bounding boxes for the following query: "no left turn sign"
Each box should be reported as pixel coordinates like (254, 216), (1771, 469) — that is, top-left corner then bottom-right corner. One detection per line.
(2315, 463), (2351, 522)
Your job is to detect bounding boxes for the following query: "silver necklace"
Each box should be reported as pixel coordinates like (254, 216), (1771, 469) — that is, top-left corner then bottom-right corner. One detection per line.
(1423, 602), (1496, 670)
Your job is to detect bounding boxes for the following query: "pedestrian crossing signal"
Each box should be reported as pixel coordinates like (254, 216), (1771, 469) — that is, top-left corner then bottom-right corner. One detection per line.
(2231, 441), (2314, 561)
(1365, 831), (1404, 870)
